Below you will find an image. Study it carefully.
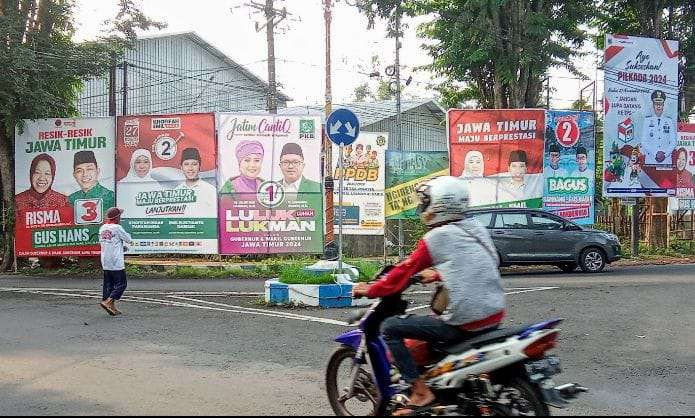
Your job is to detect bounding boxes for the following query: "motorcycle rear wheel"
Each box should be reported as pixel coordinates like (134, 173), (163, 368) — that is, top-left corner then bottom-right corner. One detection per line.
(493, 377), (551, 416)
(326, 346), (379, 416)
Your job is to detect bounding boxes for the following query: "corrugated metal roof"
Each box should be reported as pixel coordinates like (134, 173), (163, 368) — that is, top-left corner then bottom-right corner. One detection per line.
(135, 31), (291, 102)
(280, 99), (445, 126)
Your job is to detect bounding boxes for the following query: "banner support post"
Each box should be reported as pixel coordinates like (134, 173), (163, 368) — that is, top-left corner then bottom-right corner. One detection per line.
(338, 145), (344, 273)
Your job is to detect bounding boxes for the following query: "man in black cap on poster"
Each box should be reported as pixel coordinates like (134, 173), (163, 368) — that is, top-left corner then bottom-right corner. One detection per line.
(175, 147), (217, 216)
(641, 89), (677, 165)
(278, 142), (321, 200)
(69, 150), (115, 218)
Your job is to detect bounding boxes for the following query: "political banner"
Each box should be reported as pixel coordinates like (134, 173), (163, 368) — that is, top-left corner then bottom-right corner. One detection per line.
(542, 111), (596, 224)
(217, 114), (324, 254)
(385, 151), (449, 220)
(116, 113), (218, 254)
(674, 124), (695, 210)
(448, 109), (545, 208)
(332, 132), (387, 235)
(602, 34), (679, 197)
(15, 117), (115, 257)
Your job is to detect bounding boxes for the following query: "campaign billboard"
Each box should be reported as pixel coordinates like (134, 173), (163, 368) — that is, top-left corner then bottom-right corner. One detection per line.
(15, 117), (115, 257)
(332, 132), (387, 235)
(448, 109), (545, 208)
(217, 114), (324, 254)
(542, 111), (596, 224)
(116, 113), (218, 254)
(673, 124), (695, 210)
(385, 151), (449, 220)
(602, 34), (679, 197)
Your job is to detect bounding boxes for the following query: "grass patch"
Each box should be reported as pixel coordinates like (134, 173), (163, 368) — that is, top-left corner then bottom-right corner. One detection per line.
(170, 266), (271, 279)
(278, 265), (336, 285)
(348, 259), (383, 283)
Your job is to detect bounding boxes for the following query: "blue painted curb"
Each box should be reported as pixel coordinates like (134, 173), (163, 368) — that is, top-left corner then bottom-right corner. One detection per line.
(264, 279), (372, 308)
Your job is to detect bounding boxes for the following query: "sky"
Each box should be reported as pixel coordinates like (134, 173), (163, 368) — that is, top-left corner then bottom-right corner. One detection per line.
(74, 0), (602, 109)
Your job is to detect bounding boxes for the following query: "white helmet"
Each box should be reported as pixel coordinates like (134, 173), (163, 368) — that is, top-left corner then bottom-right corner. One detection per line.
(416, 176), (470, 227)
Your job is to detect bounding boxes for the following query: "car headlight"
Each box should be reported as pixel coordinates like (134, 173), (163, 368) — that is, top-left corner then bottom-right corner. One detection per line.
(602, 233), (619, 243)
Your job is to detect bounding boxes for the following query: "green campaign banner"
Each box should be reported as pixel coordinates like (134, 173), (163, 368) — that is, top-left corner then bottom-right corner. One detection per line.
(385, 151), (449, 220)
(15, 117), (115, 257)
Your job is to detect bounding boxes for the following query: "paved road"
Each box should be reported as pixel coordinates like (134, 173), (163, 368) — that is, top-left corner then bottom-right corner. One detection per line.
(1, 264), (694, 415)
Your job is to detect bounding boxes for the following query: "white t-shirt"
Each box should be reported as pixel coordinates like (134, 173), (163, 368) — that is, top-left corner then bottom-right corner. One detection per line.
(99, 223), (133, 271)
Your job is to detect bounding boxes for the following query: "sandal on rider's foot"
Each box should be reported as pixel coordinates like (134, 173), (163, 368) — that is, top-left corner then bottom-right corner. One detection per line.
(392, 401), (436, 416)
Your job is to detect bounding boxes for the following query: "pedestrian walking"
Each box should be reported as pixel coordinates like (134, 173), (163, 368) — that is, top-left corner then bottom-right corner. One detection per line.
(99, 207), (132, 316)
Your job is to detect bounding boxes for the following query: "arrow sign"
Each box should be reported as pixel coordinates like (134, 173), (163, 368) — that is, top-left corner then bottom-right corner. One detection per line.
(326, 108), (360, 146)
(344, 122), (357, 138)
(330, 120), (342, 136)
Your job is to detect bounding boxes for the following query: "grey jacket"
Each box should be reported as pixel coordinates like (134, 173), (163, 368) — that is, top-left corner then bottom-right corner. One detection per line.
(424, 218), (506, 327)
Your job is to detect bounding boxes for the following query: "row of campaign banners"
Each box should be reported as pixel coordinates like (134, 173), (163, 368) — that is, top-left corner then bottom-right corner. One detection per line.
(15, 114), (333, 257)
(16, 109), (597, 258)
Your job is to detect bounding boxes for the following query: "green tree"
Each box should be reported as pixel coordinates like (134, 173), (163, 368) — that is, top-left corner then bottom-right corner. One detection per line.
(358, 0), (597, 109)
(0, 0), (164, 271)
(595, 0), (695, 119)
(571, 98), (592, 111)
(375, 80), (395, 101)
(353, 82), (374, 102)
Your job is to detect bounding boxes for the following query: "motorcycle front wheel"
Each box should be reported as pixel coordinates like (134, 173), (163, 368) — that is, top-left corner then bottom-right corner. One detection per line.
(325, 346), (380, 416)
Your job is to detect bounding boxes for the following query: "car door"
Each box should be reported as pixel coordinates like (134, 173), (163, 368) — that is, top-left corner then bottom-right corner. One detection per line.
(528, 213), (575, 261)
(490, 212), (537, 261)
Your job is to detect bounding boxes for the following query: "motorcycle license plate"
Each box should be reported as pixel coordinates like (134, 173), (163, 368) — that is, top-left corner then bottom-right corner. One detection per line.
(525, 356), (562, 378)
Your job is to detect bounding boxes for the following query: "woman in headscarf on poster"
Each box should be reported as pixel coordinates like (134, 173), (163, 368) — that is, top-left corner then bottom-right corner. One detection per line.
(117, 149), (159, 218)
(220, 139), (266, 195)
(15, 153), (70, 212)
(675, 147), (695, 197)
(459, 150), (493, 207)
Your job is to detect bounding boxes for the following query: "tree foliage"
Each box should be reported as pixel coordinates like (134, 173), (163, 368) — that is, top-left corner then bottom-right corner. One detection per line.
(0, 0), (164, 271)
(358, 0), (596, 109)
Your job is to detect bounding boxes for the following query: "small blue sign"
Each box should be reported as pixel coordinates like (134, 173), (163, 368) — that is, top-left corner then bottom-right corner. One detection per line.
(326, 108), (360, 146)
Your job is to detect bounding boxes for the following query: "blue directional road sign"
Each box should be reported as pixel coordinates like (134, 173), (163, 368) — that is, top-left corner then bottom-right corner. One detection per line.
(326, 108), (360, 146)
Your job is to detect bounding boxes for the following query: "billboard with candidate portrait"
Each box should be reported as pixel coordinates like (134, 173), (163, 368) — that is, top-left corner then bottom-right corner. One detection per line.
(385, 151), (449, 220)
(602, 34), (679, 197)
(15, 117), (116, 257)
(116, 113), (218, 254)
(217, 114), (324, 254)
(448, 109), (545, 208)
(542, 111), (596, 224)
(673, 124), (695, 210)
(332, 132), (387, 235)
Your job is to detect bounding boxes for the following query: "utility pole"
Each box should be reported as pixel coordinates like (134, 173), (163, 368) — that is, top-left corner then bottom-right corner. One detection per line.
(265, 0), (278, 114)
(122, 61), (128, 116)
(243, 0), (291, 114)
(108, 63), (117, 116)
(323, 0), (336, 258)
(394, 9), (404, 260)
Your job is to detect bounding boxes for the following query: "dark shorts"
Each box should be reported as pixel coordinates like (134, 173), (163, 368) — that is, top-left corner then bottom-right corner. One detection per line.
(103, 270), (127, 301)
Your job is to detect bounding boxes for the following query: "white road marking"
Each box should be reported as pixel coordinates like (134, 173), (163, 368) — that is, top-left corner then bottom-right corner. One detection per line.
(167, 296), (349, 326)
(0, 285), (559, 326)
(0, 288), (349, 327)
(0, 287), (262, 297)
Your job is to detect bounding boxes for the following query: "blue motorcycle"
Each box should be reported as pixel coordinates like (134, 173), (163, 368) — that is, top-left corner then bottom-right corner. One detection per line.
(325, 268), (586, 416)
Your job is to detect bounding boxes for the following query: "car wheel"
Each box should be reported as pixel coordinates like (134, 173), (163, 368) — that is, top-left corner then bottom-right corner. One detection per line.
(579, 247), (606, 273)
(558, 263), (578, 273)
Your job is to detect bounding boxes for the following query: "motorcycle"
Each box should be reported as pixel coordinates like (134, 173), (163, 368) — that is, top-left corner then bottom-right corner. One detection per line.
(325, 268), (586, 416)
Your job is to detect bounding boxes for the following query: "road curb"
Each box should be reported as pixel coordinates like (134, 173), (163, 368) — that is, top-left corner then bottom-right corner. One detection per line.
(264, 279), (373, 308)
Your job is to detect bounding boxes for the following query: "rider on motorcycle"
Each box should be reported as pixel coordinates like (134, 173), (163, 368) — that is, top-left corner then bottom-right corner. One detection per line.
(353, 176), (506, 415)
